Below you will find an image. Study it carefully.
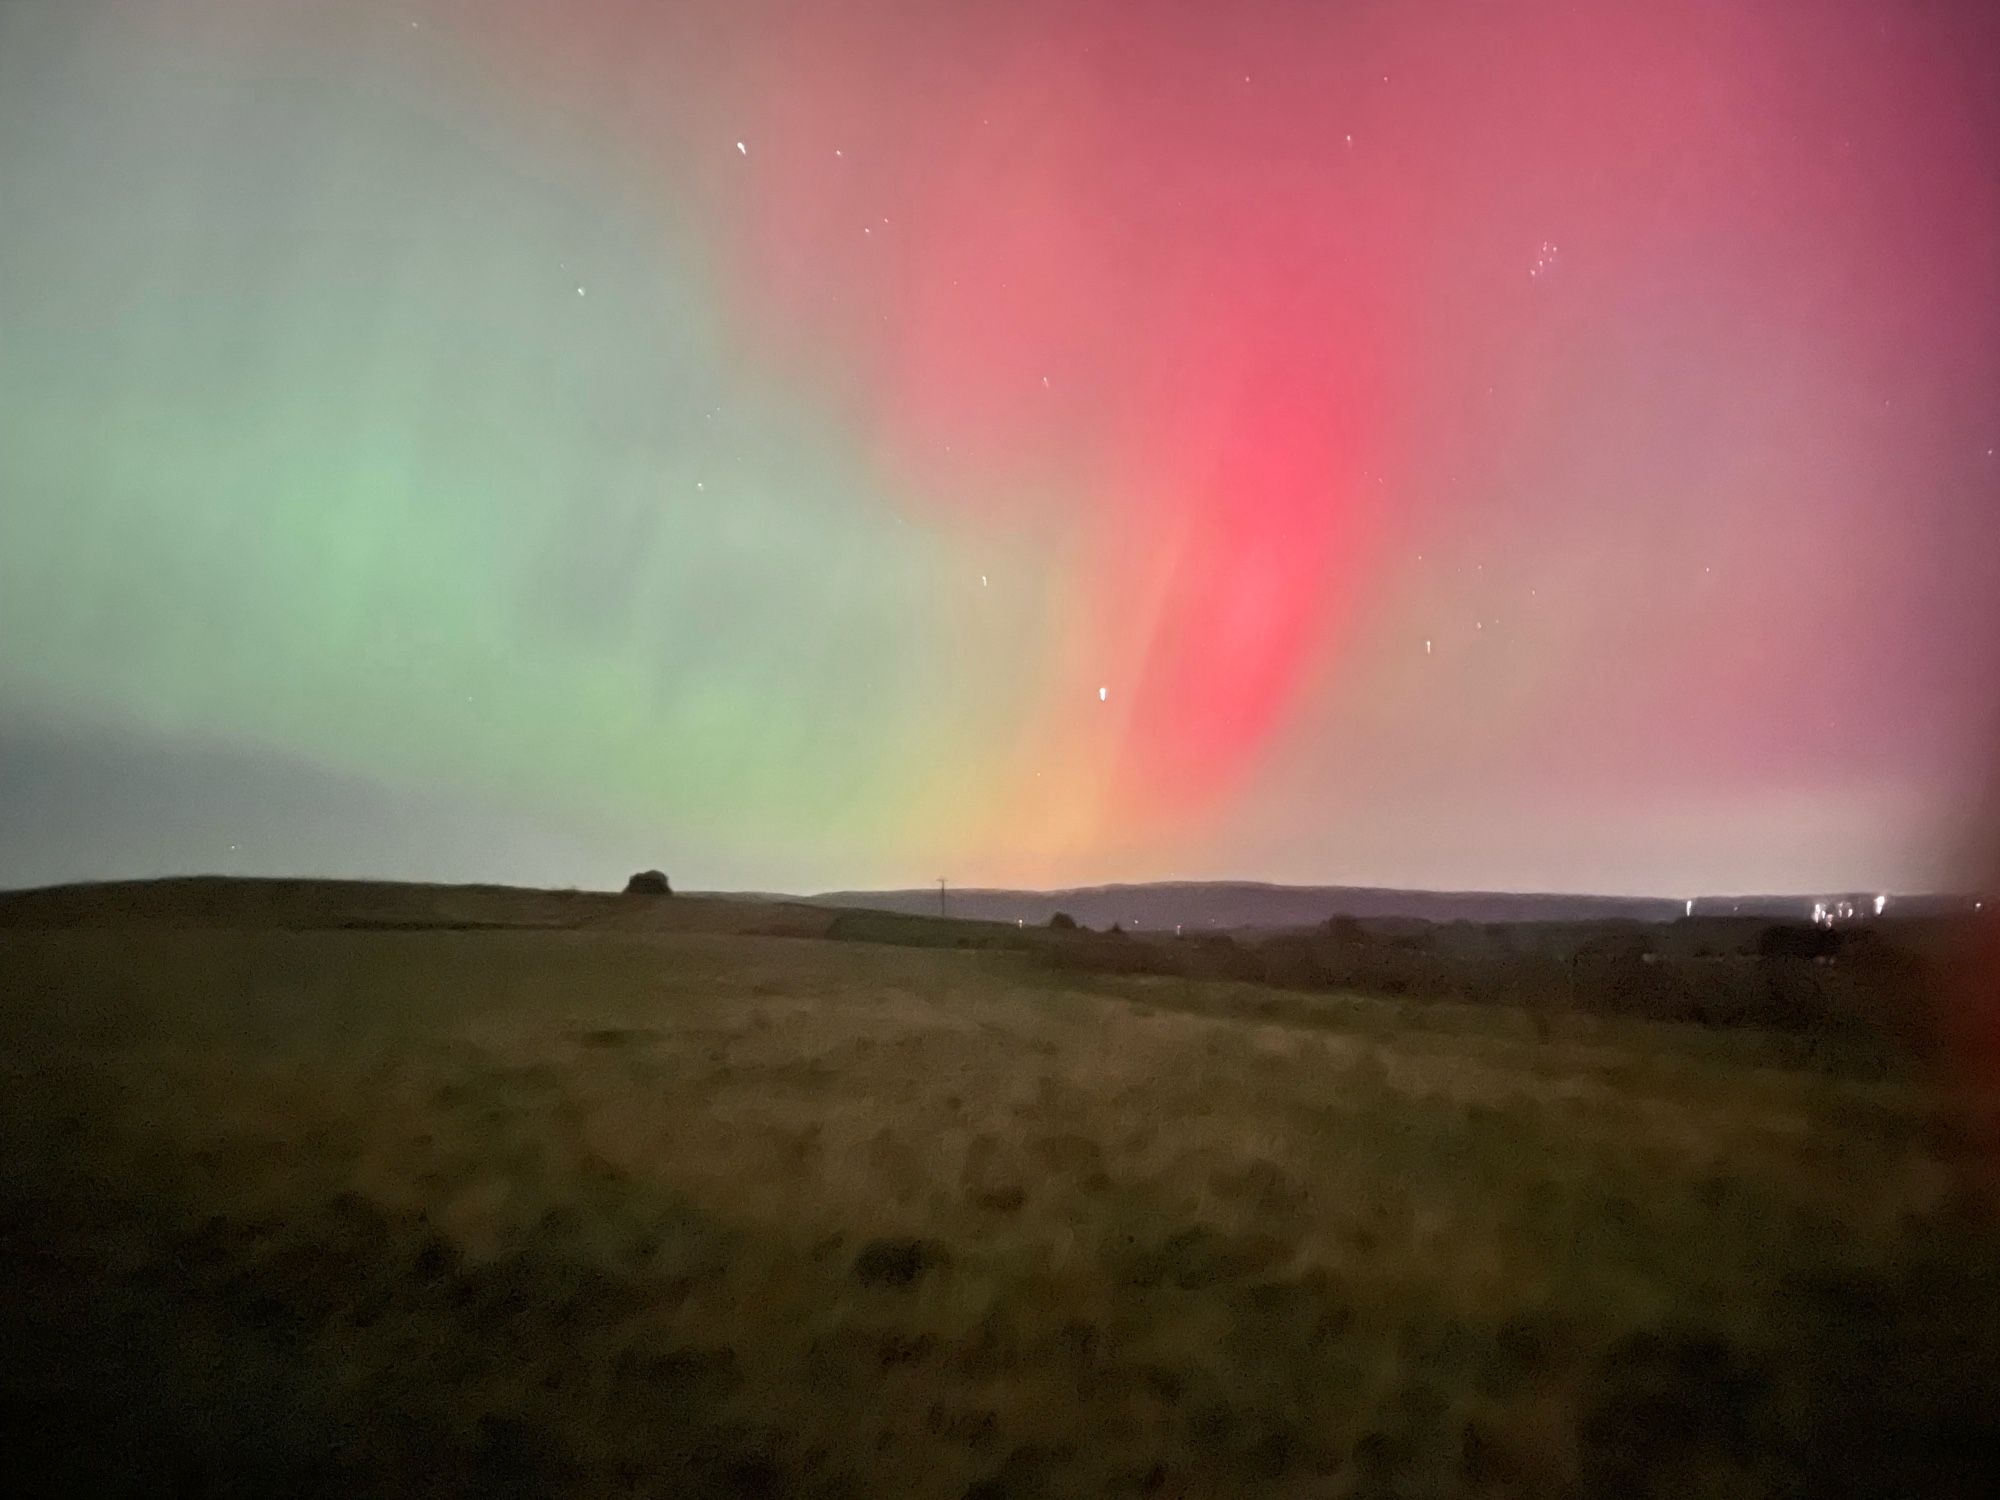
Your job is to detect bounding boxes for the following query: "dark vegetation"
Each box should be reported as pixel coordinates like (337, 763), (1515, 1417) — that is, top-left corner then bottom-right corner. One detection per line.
(625, 869), (673, 896)
(805, 897), (1961, 1067)
(1033, 914), (1952, 1065)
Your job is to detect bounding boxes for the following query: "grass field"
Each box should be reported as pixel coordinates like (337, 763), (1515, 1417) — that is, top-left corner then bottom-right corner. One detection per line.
(4, 885), (1999, 1496)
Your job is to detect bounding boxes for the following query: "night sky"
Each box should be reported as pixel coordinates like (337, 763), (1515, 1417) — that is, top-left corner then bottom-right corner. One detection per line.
(4, 0), (1998, 897)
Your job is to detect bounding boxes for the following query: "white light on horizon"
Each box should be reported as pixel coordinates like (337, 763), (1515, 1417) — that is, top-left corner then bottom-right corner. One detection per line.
(1874, 893), (1887, 917)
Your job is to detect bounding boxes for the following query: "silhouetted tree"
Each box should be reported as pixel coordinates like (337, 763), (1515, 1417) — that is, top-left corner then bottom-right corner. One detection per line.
(624, 870), (672, 896)
(1049, 911), (1078, 930)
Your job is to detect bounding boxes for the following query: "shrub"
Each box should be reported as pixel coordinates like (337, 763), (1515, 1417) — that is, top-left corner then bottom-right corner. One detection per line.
(624, 870), (672, 896)
(1049, 912), (1078, 931)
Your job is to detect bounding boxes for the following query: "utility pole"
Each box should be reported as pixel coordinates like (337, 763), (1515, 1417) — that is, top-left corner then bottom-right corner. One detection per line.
(938, 877), (948, 918)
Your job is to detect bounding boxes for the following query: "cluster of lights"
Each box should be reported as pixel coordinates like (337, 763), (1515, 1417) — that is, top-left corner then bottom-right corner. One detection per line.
(1811, 894), (1889, 927)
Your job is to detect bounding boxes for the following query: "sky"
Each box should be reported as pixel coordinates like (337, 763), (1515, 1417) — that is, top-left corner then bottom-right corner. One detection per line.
(3, 0), (1998, 897)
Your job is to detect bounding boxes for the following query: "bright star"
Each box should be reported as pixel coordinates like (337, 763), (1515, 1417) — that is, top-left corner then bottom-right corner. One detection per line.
(735, 141), (746, 155)
(1098, 686), (1108, 702)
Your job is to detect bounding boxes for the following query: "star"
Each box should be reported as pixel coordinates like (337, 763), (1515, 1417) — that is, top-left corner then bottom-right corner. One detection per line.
(1098, 686), (1108, 702)
(1424, 639), (1432, 654)
(735, 141), (747, 155)
(576, 286), (586, 296)
(980, 574), (988, 587)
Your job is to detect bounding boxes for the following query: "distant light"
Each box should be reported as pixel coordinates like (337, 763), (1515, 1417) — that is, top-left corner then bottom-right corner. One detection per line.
(980, 574), (988, 587)
(1874, 894), (1887, 917)
(1098, 685), (1108, 702)
(1685, 899), (1694, 917)
(576, 287), (586, 296)
(1424, 639), (1432, 654)
(735, 141), (747, 155)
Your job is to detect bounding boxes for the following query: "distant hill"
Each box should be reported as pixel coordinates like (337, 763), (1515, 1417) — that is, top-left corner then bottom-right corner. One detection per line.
(798, 881), (1988, 930)
(800, 882), (1685, 929)
(4, 876), (1979, 935)
(0, 876), (836, 938)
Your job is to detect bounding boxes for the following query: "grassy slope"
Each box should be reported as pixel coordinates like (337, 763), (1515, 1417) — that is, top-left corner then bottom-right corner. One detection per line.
(4, 897), (1999, 1497)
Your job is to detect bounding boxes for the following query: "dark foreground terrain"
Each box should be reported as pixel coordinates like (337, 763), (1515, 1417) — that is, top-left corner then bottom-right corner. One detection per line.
(4, 879), (1999, 1496)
